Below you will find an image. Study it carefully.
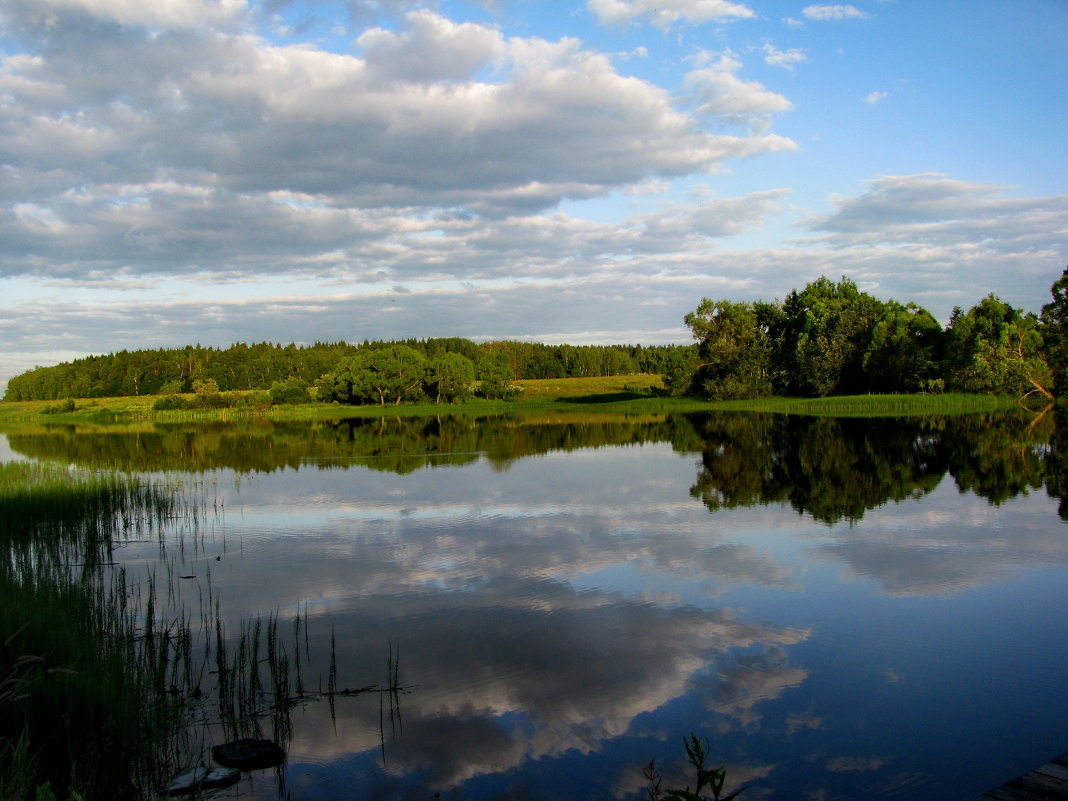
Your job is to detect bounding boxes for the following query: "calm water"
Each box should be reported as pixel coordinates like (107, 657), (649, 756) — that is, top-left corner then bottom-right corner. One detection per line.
(7, 410), (1068, 800)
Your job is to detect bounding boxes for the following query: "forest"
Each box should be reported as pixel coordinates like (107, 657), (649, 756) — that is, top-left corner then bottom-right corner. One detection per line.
(2, 338), (690, 404)
(673, 270), (1068, 402)
(5, 268), (1068, 405)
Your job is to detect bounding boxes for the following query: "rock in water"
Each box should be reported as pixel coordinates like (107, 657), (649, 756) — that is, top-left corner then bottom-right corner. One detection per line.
(212, 738), (286, 770)
(162, 767), (240, 796)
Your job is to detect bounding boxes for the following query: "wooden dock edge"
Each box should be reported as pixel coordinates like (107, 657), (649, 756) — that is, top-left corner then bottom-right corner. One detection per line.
(981, 752), (1068, 800)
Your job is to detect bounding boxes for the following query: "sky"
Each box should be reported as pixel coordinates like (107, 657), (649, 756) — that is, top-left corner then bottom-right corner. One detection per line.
(1, 0), (1066, 389)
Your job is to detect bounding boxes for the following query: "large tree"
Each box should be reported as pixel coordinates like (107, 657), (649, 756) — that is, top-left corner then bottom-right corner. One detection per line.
(1040, 266), (1068, 397)
(684, 299), (775, 400)
(862, 301), (944, 393)
(945, 294), (1052, 400)
(330, 344), (427, 405)
(477, 353), (517, 400)
(776, 277), (887, 397)
(425, 353), (476, 404)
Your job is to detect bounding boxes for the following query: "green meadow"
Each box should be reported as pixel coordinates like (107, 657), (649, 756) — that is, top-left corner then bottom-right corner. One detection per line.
(0, 374), (1022, 427)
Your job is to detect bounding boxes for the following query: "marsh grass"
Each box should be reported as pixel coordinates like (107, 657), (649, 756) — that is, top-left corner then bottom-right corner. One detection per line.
(0, 457), (400, 800)
(0, 462), (203, 800)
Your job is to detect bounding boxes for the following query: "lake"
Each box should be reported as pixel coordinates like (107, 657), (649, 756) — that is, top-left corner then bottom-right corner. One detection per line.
(5, 409), (1068, 800)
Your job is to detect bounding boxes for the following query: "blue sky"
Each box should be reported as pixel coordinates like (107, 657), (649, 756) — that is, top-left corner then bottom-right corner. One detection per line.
(1, 0), (1065, 388)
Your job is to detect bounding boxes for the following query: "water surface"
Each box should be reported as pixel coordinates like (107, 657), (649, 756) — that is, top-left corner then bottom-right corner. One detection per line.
(6, 410), (1068, 800)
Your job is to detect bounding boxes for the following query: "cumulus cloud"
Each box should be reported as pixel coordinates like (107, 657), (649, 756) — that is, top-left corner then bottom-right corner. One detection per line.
(355, 9), (506, 83)
(865, 90), (888, 104)
(587, 0), (755, 29)
(785, 174), (1068, 314)
(801, 173), (1068, 243)
(685, 50), (796, 132)
(1, 0), (1062, 389)
(3, 0), (248, 30)
(802, 4), (868, 20)
(0, 3), (799, 291)
(759, 43), (808, 70)
(3, 165), (1064, 378)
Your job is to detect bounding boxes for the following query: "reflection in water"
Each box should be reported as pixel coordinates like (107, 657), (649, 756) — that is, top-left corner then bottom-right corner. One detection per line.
(3, 409), (1068, 800)
(686, 410), (1055, 523)
(7, 407), (1064, 523)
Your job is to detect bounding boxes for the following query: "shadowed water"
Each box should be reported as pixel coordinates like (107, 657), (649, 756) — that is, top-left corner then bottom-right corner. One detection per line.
(4, 408), (1068, 800)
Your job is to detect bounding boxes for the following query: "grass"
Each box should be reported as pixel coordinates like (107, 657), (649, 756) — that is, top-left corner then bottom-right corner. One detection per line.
(0, 460), (397, 799)
(708, 392), (1022, 416)
(0, 375), (1027, 427)
(0, 462), (199, 800)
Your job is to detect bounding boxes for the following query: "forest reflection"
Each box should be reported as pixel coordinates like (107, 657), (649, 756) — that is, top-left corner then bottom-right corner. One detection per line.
(6, 406), (1066, 523)
(687, 410), (1054, 523)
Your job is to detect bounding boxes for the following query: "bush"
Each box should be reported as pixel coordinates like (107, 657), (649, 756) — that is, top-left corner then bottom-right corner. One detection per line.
(157, 379), (184, 395)
(269, 377), (312, 405)
(41, 399), (76, 415)
(152, 394), (188, 411)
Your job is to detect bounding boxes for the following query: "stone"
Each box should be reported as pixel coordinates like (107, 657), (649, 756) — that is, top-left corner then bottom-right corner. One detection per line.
(211, 737), (286, 770)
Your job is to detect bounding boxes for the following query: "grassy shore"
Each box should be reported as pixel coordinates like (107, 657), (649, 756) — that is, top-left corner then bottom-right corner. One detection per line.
(0, 374), (1023, 426)
(708, 392), (1024, 416)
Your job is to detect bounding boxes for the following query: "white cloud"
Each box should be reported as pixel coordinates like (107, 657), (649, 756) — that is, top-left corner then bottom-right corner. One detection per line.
(685, 50), (795, 132)
(0, 4), (804, 290)
(802, 4), (868, 21)
(801, 173), (1063, 235)
(5, 0), (248, 30)
(759, 43), (808, 70)
(865, 90), (888, 104)
(587, 0), (755, 30)
(791, 173), (1068, 315)
(355, 9), (506, 83)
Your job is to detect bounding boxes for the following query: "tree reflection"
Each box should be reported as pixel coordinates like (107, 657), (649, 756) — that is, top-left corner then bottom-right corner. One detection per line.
(684, 408), (1057, 524)
(5, 406), (1068, 522)
(687, 414), (946, 524)
(942, 411), (1051, 504)
(4, 416), (678, 474)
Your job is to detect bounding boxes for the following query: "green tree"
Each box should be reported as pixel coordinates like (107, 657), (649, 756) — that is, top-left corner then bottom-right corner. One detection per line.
(660, 345), (700, 397)
(332, 345), (427, 405)
(477, 353), (517, 400)
(945, 294), (1052, 400)
(424, 353), (476, 404)
(862, 301), (944, 393)
(192, 378), (219, 397)
(780, 277), (887, 397)
(684, 299), (774, 400)
(1040, 266), (1068, 397)
(269, 376), (311, 405)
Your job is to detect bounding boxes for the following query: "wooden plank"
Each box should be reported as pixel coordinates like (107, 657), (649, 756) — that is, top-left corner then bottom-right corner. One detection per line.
(1035, 763), (1068, 783)
(982, 789), (1034, 801)
(1007, 775), (1068, 797)
(980, 752), (1068, 800)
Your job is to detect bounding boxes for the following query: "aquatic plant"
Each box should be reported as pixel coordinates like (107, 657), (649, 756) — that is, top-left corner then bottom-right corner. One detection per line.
(0, 462), (197, 800)
(645, 734), (746, 801)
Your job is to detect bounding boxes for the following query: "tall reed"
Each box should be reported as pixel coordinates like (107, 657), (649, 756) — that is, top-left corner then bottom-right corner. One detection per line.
(0, 461), (197, 800)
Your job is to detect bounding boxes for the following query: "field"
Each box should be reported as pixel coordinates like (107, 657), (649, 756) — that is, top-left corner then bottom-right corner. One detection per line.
(0, 374), (1023, 426)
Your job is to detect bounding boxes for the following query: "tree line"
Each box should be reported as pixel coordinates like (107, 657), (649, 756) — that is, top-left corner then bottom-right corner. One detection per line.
(674, 268), (1068, 401)
(8, 268), (1067, 406)
(3, 338), (691, 403)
